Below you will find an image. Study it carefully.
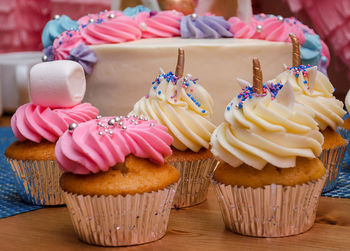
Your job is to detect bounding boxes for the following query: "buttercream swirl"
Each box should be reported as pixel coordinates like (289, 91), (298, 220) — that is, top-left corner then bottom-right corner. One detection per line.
(181, 15), (232, 39)
(11, 103), (99, 143)
(211, 85), (323, 170)
(77, 11), (122, 25)
(53, 30), (84, 60)
(136, 10), (183, 38)
(79, 14), (141, 45)
(228, 17), (261, 39)
(300, 33), (322, 66)
(275, 66), (346, 131)
(42, 15), (79, 48)
(131, 71), (215, 152)
(261, 16), (305, 44)
(55, 116), (173, 174)
(123, 5), (151, 18)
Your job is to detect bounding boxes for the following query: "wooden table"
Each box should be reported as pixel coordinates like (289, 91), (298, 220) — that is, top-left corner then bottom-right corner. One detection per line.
(0, 117), (349, 250)
(0, 187), (349, 251)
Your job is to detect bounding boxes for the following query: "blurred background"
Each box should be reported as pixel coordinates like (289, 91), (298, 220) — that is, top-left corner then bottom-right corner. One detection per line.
(0, 0), (348, 114)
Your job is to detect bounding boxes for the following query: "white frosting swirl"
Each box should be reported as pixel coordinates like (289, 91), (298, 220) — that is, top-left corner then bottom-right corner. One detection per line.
(131, 71), (215, 152)
(275, 66), (345, 131)
(211, 86), (323, 170)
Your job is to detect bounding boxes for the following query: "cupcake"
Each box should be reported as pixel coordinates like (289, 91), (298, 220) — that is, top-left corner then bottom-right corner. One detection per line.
(130, 48), (217, 208)
(211, 58), (326, 237)
(56, 116), (179, 246)
(337, 89), (350, 164)
(5, 60), (99, 205)
(274, 34), (347, 191)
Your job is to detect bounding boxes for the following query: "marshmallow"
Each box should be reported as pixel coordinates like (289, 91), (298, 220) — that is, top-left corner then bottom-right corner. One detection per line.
(29, 60), (86, 108)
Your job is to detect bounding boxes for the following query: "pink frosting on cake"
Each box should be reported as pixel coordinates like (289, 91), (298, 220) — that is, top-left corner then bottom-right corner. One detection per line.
(260, 16), (305, 44)
(80, 15), (142, 45)
(136, 10), (183, 38)
(53, 30), (84, 60)
(55, 116), (173, 174)
(228, 17), (261, 39)
(11, 103), (99, 143)
(77, 10), (123, 25)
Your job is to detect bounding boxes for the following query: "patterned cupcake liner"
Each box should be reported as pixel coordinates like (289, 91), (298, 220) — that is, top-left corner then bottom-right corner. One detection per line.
(319, 140), (348, 192)
(336, 127), (350, 165)
(169, 158), (218, 208)
(63, 182), (178, 247)
(211, 173), (326, 237)
(7, 158), (64, 205)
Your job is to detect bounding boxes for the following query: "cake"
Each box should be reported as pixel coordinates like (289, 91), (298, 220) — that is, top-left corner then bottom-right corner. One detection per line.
(41, 6), (329, 123)
(130, 48), (217, 208)
(56, 115), (179, 246)
(5, 60), (99, 205)
(210, 58), (326, 237)
(274, 34), (347, 192)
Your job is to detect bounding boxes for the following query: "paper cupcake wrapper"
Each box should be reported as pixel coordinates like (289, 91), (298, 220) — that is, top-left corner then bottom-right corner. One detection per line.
(336, 127), (350, 164)
(319, 140), (348, 192)
(169, 158), (218, 208)
(211, 173), (326, 237)
(63, 182), (178, 247)
(7, 158), (64, 205)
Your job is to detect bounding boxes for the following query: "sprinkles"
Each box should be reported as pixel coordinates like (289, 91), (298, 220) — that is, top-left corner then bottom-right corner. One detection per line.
(233, 82), (284, 109)
(289, 64), (311, 84)
(150, 71), (207, 115)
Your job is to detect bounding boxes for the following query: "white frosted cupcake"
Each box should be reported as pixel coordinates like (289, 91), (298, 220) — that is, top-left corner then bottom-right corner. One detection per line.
(211, 58), (326, 237)
(130, 48), (217, 208)
(274, 34), (347, 191)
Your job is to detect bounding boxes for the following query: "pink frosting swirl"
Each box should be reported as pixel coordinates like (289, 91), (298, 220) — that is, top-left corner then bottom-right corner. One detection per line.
(136, 10), (183, 38)
(53, 30), (84, 60)
(228, 17), (262, 39)
(77, 10), (122, 25)
(260, 16), (305, 44)
(55, 116), (173, 174)
(79, 14), (142, 45)
(11, 103), (99, 143)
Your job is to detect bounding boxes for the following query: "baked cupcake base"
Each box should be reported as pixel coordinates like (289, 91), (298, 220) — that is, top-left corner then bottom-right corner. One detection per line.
(63, 183), (178, 246)
(5, 141), (64, 205)
(320, 128), (348, 192)
(212, 158), (326, 237)
(168, 148), (218, 208)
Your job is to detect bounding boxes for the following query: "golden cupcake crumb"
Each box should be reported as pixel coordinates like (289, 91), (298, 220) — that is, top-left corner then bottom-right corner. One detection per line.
(60, 155), (180, 196)
(5, 140), (56, 160)
(343, 118), (350, 130)
(213, 157), (325, 188)
(166, 147), (213, 162)
(322, 127), (347, 150)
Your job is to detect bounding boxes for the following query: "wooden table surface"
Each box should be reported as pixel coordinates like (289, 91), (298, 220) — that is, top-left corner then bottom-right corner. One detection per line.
(0, 117), (349, 250)
(0, 187), (349, 251)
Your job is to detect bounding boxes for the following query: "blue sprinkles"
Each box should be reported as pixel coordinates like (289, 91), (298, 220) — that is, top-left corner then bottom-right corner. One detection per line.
(234, 82), (284, 109)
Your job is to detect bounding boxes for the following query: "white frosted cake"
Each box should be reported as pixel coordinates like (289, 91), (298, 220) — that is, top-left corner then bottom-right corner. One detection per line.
(86, 38), (291, 122)
(42, 8), (328, 122)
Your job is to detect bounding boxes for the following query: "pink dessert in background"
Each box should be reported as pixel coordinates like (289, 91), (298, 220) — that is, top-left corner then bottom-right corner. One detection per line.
(11, 103), (99, 143)
(53, 30), (84, 60)
(55, 116), (173, 174)
(137, 10), (184, 38)
(80, 15), (142, 45)
(228, 17), (261, 39)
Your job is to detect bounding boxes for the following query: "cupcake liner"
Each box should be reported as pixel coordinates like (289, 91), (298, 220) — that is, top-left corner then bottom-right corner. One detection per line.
(319, 140), (348, 192)
(169, 158), (218, 208)
(211, 173), (327, 237)
(336, 127), (350, 165)
(7, 158), (64, 205)
(63, 183), (178, 247)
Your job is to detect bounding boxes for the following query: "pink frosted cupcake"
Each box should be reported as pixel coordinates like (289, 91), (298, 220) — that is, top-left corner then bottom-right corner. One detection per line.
(5, 60), (99, 205)
(56, 116), (179, 246)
